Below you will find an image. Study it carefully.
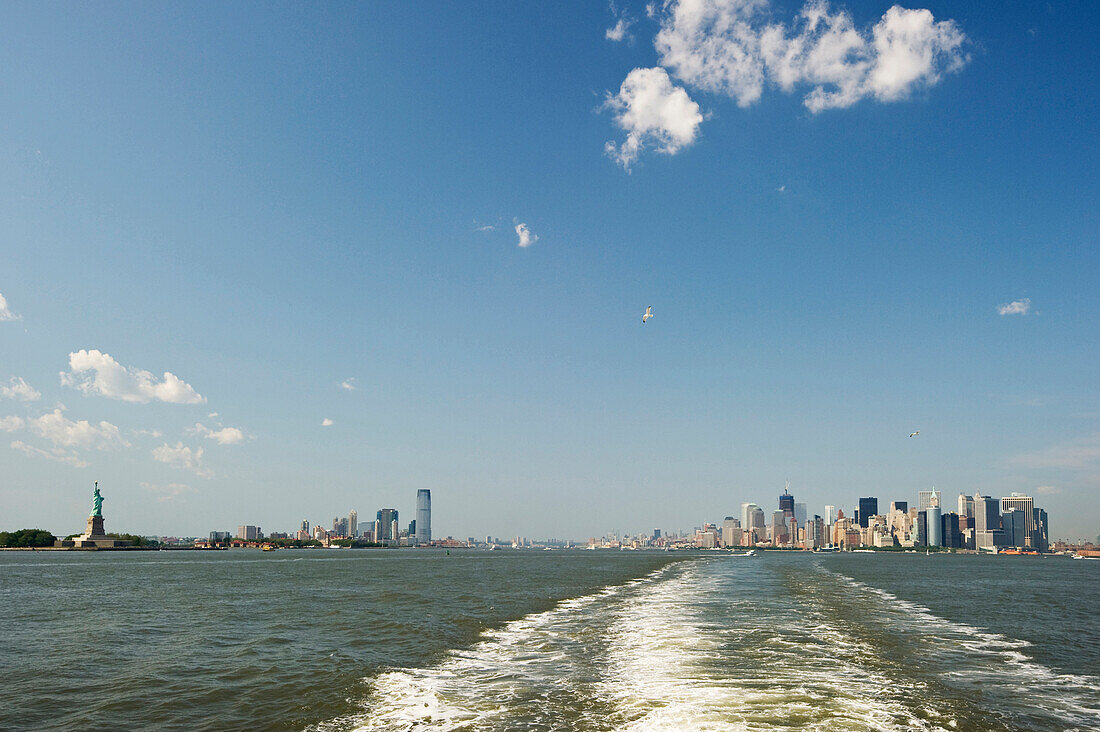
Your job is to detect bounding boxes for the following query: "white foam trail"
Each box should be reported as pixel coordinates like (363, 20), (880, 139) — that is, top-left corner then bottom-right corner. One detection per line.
(831, 572), (1100, 728)
(329, 566), (676, 732)
(598, 560), (940, 731)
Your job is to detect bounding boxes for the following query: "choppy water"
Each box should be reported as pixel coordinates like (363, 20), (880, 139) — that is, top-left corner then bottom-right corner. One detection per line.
(2, 549), (1097, 731)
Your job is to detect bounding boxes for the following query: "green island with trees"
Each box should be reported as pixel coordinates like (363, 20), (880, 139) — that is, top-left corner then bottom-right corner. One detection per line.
(0, 529), (56, 548)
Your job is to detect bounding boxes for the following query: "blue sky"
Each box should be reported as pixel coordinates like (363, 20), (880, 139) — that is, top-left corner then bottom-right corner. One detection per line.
(1, 1), (1097, 541)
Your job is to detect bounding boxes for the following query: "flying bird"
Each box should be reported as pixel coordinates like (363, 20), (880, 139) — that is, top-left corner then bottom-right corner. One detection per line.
(908, 431), (920, 438)
(642, 306), (653, 324)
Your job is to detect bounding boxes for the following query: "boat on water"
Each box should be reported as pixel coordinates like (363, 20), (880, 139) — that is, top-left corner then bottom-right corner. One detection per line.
(814, 546), (838, 553)
(727, 549), (757, 557)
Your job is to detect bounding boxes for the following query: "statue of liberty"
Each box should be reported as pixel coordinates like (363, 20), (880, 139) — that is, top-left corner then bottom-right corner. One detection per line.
(91, 481), (104, 517)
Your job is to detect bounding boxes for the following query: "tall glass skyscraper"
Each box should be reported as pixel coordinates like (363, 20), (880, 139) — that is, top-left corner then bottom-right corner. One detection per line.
(416, 489), (432, 544)
(857, 497), (878, 528)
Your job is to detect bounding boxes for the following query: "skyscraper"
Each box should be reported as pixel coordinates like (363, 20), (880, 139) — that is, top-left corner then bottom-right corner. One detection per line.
(1002, 508), (1027, 548)
(779, 490), (794, 517)
(941, 512), (961, 548)
(918, 490), (934, 511)
(741, 502), (759, 530)
(857, 497), (878, 528)
(721, 517), (740, 547)
(1000, 494), (1035, 548)
(824, 505), (835, 527)
(927, 502), (942, 547)
(349, 510), (358, 539)
(416, 489), (432, 544)
(794, 502), (807, 527)
(376, 508), (398, 541)
(974, 494), (1004, 549)
(1033, 508), (1049, 552)
(957, 493), (974, 519)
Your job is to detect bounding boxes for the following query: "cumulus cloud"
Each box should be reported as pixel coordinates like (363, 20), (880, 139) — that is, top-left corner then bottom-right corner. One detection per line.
(1, 376), (40, 401)
(27, 408), (129, 451)
(152, 442), (212, 477)
(0, 416), (24, 431)
(998, 298), (1031, 316)
(340, 378), (358, 391)
(60, 349), (205, 404)
(190, 422), (246, 445)
(11, 440), (88, 468)
(0, 293), (20, 322)
(607, 1), (967, 164)
(514, 222), (540, 248)
(321, 418), (334, 427)
(604, 66), (703, 169)
(140, 481), (193, 502)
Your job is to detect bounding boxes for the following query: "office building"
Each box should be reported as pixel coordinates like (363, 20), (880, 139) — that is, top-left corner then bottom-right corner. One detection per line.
(653, 528), (661, 540)
(721, 517), (741, 548)
(416, 489), (432, 544)
(779, 490), (795, 518)
(958, 493), (974, 520)
(349, 510), (358, 538)
(300, 520), (309, 533)
(890, 501), (908, 514)
(824, 505), (835, 527)
(806, 515), (826, 549)
(927, 503), (942, 547)
(916, 511), (928, 547)
(857, 497), (878, 528)
(941, 512), (961, 548)
(918, 490), (934, 511)
(1000, 494), (1036, 548)
(376, 508), (398, 541)
(237, 525), (261, 541)
(771, 510), (788, 544)
(741, 503), (760, 530)
(794, 502), (807, 527)
(1033, 509), (1049, 552)
(1002, 508), (1027, 548)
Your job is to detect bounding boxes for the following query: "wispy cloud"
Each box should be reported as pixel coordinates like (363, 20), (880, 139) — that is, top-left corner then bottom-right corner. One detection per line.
(474, 224), (496, 232)
(152, 442), (212, 478)
(340, 377), (358, 391)
(606, 17), (634, 42)
(604, 66), (703, 170)
(998, 298), (1031, 316)
(321, 418), (334, 427)
(514, 222), (540, 248)
(606, 0), (967, 165)
(1035, 485), (1061, 495)
(11, 440), (88, 468)
(1, 376), (40, 401)
(61, 349), (205, 404)
(0, 293), (21, 322)
(140, 481), (193, 502)
(1012, 432), (1100, 471)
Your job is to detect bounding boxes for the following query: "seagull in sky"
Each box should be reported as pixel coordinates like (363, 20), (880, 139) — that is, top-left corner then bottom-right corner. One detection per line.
(642, 306), (653, 324)
(909, 431), (920, 438)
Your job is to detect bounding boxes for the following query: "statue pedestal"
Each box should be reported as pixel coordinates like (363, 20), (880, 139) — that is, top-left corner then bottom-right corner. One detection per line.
(55, 514), (129, 549)
(85, 515), (105, 537)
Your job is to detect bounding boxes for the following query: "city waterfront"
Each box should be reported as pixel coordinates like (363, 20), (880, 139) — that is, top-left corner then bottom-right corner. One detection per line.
(2, 549), (1097, 731)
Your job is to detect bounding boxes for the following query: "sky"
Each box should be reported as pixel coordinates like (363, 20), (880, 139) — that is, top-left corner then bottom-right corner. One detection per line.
(1, 1), (1097, 542)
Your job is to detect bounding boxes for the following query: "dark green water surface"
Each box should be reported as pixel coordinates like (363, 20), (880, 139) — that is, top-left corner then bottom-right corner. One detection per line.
(2, 549), (1097, 731)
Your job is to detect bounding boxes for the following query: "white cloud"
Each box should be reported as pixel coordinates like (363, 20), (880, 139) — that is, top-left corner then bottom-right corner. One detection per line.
(321, 418), (334, 427)
(607, 17), (634, 42)
(140, 481), (193, 502)
(152, 441), (212, 477)
(777, 184), (786, 192)
(1035, 485), (1061, 495)
(132, 428), (165, 438)
(609, 1), (967, 164)
(190, 422), (246, 445)
(0, 293), (21, 322)
(27, 408), (129, 451)
(340, 377), (358, 391)
(604, 66), (703, 169)
(11, 440), (88, 468)
(0, 416), (24, 431)
(475, 224), (496, 232)
(61, 349), (205, 404)
(1012, 433), (1100, 472)
(998, 298), (1031, 316)
(1, 376), (41, 401)
(514, 222), (540, 248)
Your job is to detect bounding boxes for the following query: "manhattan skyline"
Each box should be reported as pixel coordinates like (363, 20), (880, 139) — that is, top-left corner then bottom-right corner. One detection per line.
(1, 1), (1097, 541)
